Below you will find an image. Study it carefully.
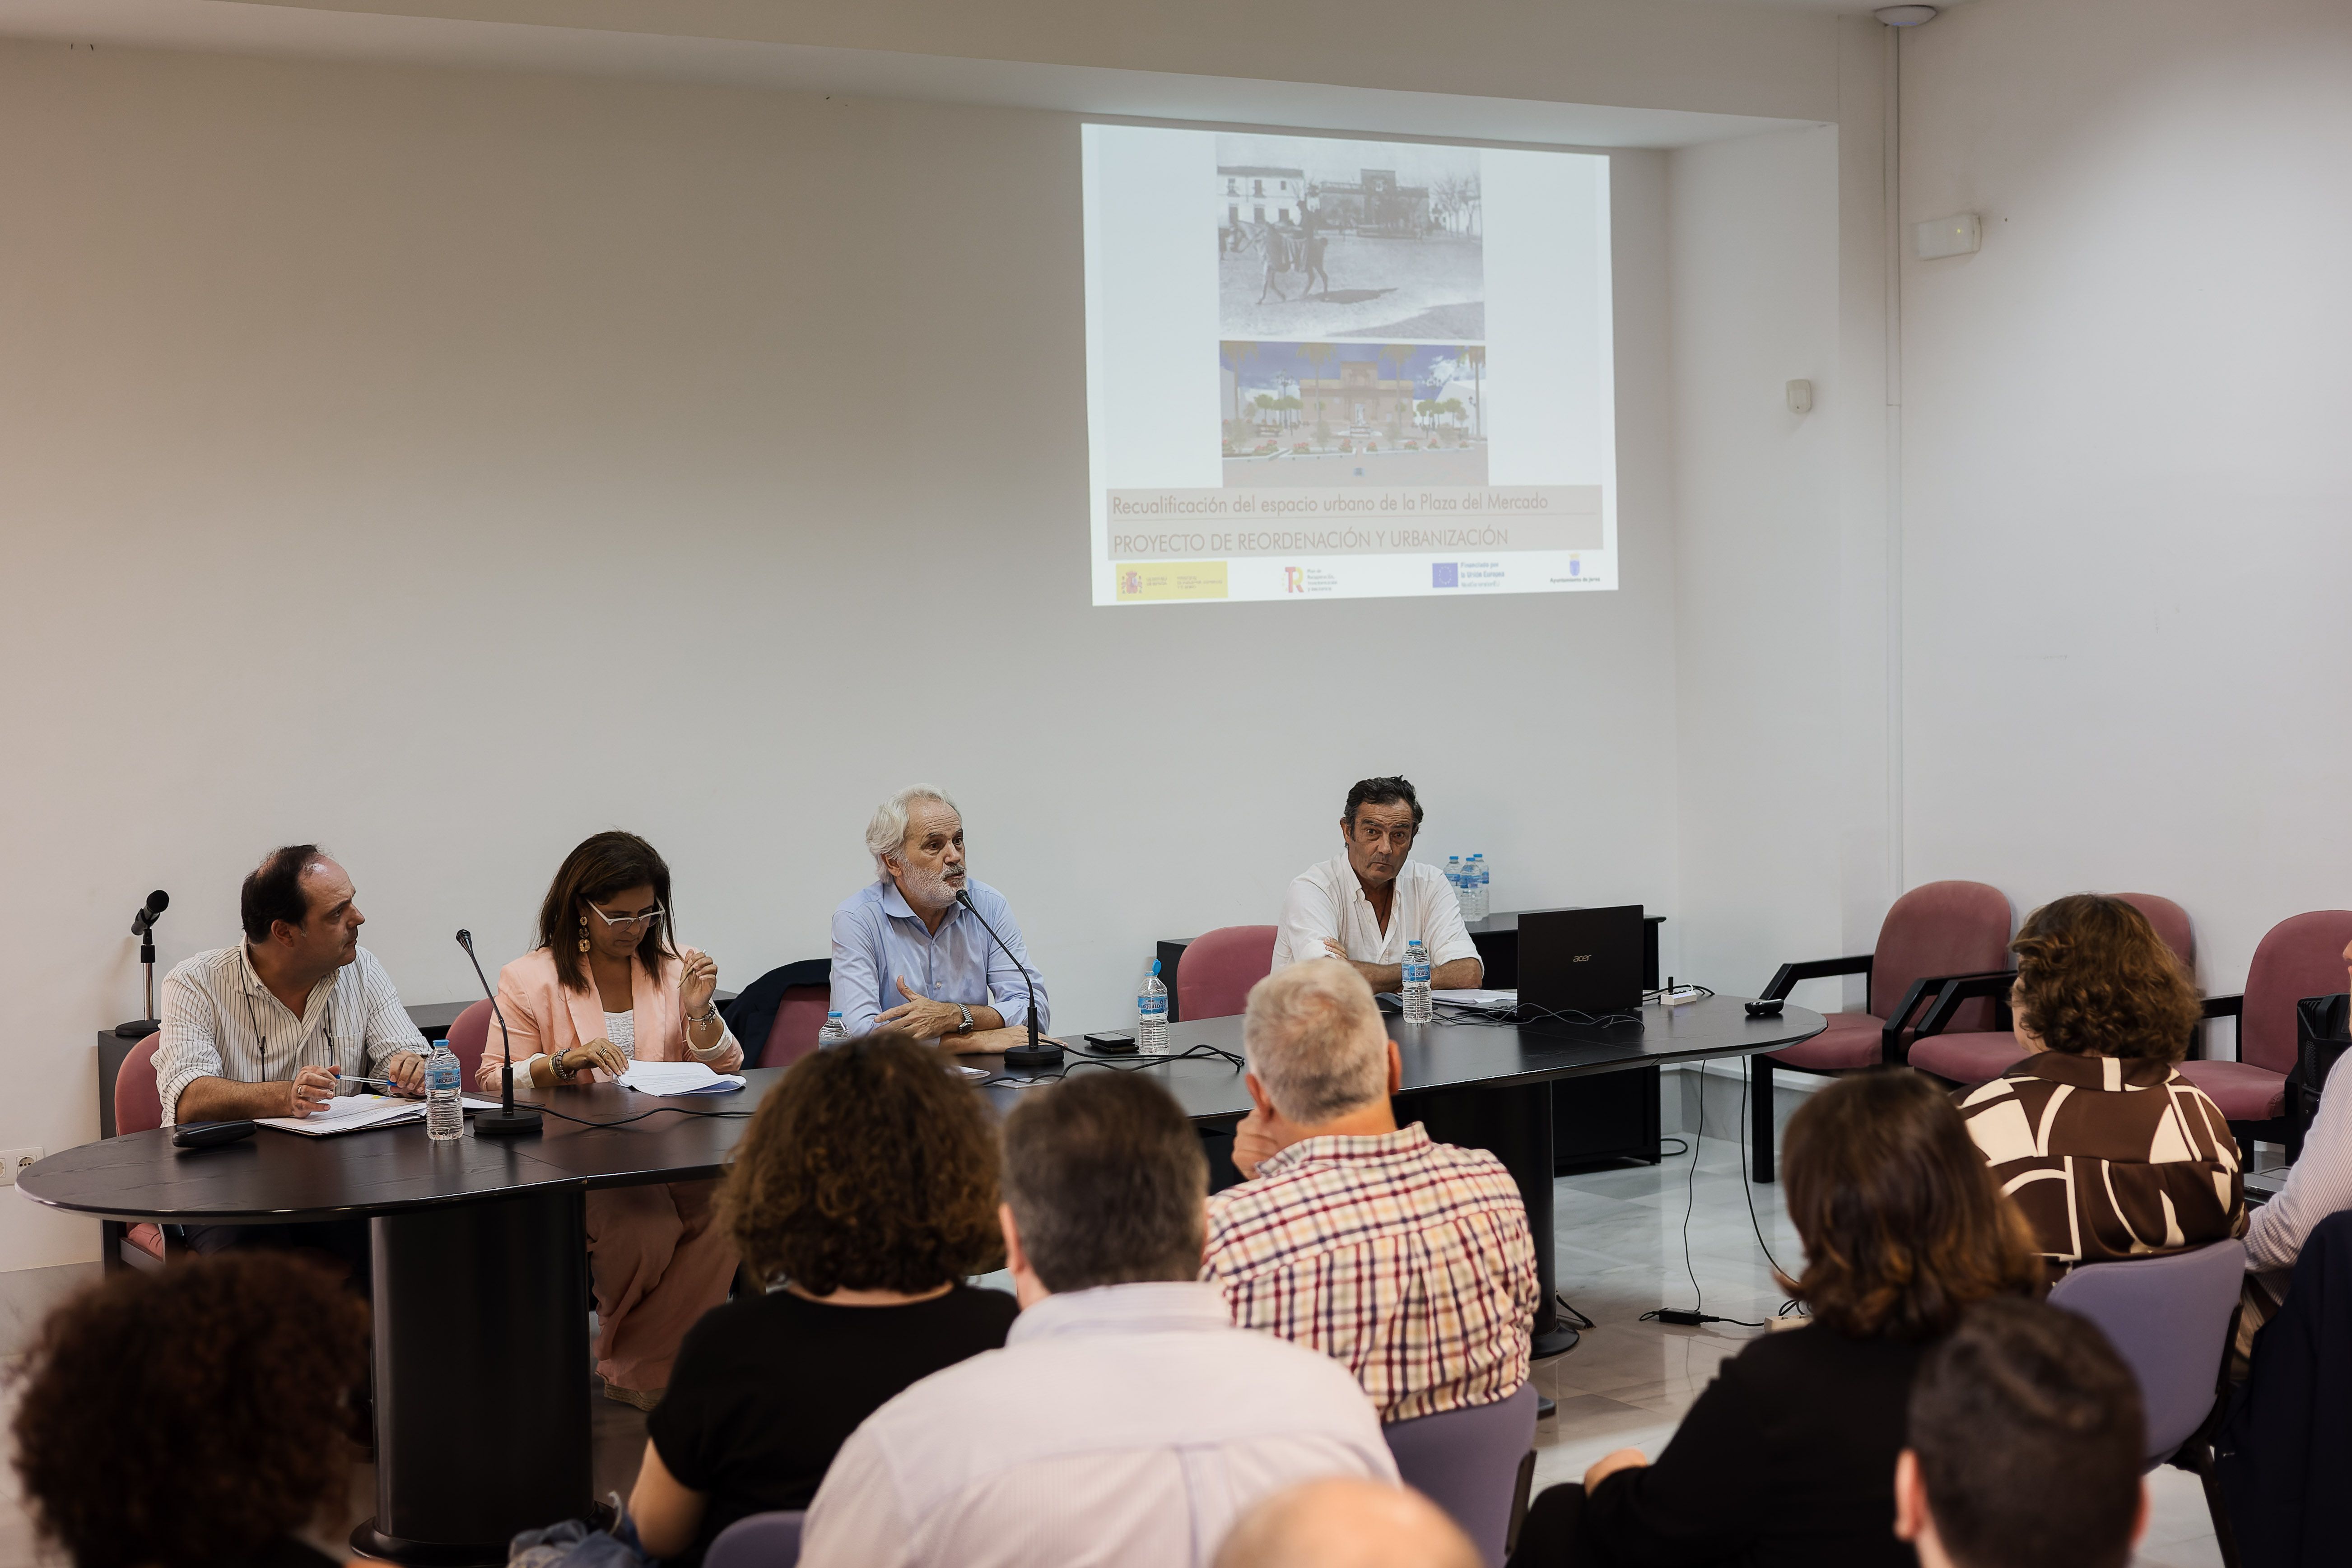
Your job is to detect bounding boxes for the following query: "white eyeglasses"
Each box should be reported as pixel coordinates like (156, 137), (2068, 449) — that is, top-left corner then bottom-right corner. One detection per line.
(589, 903), (664, 931)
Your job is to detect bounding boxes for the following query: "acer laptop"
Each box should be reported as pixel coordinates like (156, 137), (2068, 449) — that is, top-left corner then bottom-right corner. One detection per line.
(1514, 905), (1646, 1020)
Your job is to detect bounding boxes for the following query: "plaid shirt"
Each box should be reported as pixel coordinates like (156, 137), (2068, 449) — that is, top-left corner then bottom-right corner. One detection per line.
(1202, 1122), (1539, 1422)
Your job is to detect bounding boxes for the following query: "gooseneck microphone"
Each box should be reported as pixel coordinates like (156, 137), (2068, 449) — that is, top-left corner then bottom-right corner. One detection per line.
(114, 890), (172, 1039)
(954, 888), (1061, 1070)
(457, 929), (542, 1136)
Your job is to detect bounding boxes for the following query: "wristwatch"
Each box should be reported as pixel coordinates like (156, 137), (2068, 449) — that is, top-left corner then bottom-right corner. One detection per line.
(954, 1003), (975, 1035)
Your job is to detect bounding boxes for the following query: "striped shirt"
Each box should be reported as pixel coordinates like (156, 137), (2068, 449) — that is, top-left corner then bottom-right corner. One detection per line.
(1201, 1123), (1538, 1422)
(1956, 1050), (2245, 1270)
(154, 944), (428, 1124)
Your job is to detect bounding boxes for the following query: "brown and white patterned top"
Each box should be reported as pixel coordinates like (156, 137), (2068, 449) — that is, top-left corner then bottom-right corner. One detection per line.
(1956, 1051), (2245, 1269)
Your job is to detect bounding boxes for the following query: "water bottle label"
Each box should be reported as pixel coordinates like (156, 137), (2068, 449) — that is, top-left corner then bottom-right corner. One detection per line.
(1139, 996), (1168, 1019)
(428, 1056), (458, 1091)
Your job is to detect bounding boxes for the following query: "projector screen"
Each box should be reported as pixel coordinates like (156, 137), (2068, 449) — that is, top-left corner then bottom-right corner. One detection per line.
(1082, 123), (1615, 606)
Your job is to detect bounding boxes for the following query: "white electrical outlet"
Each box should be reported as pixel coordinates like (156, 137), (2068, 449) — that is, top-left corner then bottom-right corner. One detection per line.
(0, 1147), (44, 1186)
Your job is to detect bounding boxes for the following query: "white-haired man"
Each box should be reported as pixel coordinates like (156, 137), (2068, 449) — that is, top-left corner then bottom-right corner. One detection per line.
(1202, 959), (1538, 1422)
(829, 785), (1050, 1047)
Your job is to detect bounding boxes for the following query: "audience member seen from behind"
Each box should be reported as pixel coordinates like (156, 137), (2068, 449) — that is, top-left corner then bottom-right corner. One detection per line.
(1205, 958), (1538, 1421)
(477, 831), (745, 1408)
(1954, 893), (2243, 1274)
(1898, 1298), (2148, 1568)
(800, 1071), (1398, 1568)
(12, 1253), (370, 1568)
(1214, 1479), (1481, 1568)
(1507, 1070), (2042, 1568)
(151, 843), (429, 1266)
(829, 784), (1052, 1045)
(1271, 776), (1482, 990)
(2242, 933), (2352, 1307)
(629, 1033), (1016, 1568)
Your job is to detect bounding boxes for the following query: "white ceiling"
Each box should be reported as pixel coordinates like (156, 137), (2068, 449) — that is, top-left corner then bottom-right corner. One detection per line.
(0, 0), (1824, 149)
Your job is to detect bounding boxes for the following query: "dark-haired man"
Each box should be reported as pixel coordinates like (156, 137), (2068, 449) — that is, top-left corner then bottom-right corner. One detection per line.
(801, 1072), (1395, 1568)
(1271, 776), (1481, 992)
(156, 844), (429, 1130)
(1897, 1298), (2148, 1568)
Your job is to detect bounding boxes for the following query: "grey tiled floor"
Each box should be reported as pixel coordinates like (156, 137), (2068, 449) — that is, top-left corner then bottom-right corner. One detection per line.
(1537, 1132), (2226, 1568)
(0, 1139), (2226, 1567)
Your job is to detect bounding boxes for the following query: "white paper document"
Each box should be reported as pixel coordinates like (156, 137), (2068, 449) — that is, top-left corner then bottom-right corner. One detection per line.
(617, 1061), (747, 1096)
(257, 1093), (507, 1137)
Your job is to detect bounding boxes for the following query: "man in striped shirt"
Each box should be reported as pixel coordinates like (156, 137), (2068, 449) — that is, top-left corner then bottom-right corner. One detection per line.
(1202, 959), (1538, 1423)
(156, 844), (428, 1127)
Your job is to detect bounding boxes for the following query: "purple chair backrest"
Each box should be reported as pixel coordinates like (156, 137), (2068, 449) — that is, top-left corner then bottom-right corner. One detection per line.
(114, 1037), (163, 1136)
(703, 1509), (803, 1568)
(760, 984), (833, 1069)
(447, 998), (492, 1090)
(1871, 881), (2013, 1031)
(1381, 1381), (1537, 1567)
(2242, 912), (2352, 1075)
(1178, 926), (1279, 1022)
(2114, 893), (2195, 972)
(2046, 1240), (2245, 1464)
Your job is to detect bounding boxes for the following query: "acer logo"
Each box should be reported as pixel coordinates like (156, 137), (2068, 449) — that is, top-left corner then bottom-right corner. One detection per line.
(1572, 954), (1593, 963)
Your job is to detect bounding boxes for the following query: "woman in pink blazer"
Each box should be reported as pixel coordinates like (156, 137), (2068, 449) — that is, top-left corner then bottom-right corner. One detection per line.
(480, 830), (745, 1407)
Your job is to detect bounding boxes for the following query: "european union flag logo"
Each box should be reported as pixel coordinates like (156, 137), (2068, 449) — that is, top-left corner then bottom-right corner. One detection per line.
(1432, 563), (1459, 588)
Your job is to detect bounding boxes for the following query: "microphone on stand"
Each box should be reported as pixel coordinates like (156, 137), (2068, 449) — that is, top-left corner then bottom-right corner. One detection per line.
(114, 890), (171, 1039)
(954, 888), (1060, 1070)
(457, 929), (542, 1137)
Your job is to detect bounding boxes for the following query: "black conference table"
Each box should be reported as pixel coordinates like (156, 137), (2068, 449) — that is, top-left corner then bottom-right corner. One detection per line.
(21, 995), (1820, 1567)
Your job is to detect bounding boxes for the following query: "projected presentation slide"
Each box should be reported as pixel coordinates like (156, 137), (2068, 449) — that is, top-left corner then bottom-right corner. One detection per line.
(1083, 123), (1616, 606)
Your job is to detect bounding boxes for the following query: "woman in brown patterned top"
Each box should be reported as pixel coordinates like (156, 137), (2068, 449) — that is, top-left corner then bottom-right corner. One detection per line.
(1955, 893), (2244, 1271)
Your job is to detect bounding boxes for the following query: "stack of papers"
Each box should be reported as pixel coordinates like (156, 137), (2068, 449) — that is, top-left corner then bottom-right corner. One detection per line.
(1432, 989), (1519, 1013)
(616, 1060), (747, 1096)
(257, 1093), (504, 1137)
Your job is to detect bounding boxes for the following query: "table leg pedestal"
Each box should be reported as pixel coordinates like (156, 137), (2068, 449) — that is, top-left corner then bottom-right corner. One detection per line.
(1409, 1081), (1576, 1360)
(357, 1190), (593, 1567)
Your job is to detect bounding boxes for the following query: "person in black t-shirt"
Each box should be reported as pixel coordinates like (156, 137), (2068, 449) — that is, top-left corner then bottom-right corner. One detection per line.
(628, 1031), (1015, 1568)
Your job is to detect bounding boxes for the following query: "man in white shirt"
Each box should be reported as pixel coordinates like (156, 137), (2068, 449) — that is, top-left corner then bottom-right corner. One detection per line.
(1271, 776), (1482, 991)
(800, 1072), (1397, 1568)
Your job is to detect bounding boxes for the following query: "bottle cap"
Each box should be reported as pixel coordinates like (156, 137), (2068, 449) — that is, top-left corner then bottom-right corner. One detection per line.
(827, 1010), (842, 1019)
(1150, 958), (1162, 976)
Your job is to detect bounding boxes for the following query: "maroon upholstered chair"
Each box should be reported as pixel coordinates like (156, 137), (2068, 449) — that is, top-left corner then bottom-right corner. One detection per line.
(108, 1038), (174, 1269)
(759, 982), (834, 1070)
(1176, 925), (1280, 1022)
(446, 998), (493, 1091)
(1748, 880), (2012, 1181)
(2180, 910), (2352, 1154)
(1910, 892), (2196, 1090)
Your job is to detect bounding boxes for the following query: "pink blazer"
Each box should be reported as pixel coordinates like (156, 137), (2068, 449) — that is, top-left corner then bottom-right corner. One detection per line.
(476, 946), (744, 1092)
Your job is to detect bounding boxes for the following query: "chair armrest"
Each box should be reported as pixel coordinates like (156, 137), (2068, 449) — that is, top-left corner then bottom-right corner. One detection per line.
(1761, 955), (1873, 1002)
(2200, 994), (2243, 1021)
(1914, 971), (2019, 1039)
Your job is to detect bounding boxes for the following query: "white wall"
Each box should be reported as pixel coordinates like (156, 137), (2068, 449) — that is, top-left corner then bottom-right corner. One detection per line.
(1897, 0), (2352, 1000)
(0, 42), (1687, 1270)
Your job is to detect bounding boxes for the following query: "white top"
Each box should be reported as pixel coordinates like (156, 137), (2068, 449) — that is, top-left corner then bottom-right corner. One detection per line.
(1271, 853), (1481, 972)
(604, 1010), (636, 1058)
(2248, 1047), (2352, 1298)
(799, 1281), (1397, 1568)
(154, 944), (428, 1125)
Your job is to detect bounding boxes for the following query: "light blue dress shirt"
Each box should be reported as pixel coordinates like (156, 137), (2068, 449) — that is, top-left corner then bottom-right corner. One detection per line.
(829, 876), (1050, 1038)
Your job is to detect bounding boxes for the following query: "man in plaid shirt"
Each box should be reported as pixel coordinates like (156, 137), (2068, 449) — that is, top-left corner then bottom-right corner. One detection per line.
(1202, 959), (1539, 1422)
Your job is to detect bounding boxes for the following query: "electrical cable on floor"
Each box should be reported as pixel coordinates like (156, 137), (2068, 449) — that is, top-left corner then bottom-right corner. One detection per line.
(1658, 1137), (1691, 1157)
(1554, 1293), (1596, 1331)
(1637, 1075), (1767, 1331)
(1735, 1062), (1798, 1285)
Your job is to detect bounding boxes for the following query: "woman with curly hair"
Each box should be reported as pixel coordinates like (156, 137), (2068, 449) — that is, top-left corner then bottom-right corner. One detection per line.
(1507, 1070), (2041, 1568)
(1955, 892), (2244, 1272)
(627, 1031), (1015, 1568)
(12, 1252), (369, 1568)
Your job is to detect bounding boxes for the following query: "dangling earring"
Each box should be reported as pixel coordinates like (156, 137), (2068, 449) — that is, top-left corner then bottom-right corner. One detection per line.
(578, 912), (591, 954)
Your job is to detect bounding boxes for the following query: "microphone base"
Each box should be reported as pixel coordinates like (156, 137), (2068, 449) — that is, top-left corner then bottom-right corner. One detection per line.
(474, 1107), (544, 1137)
(1003, 1043), (1064, 1071)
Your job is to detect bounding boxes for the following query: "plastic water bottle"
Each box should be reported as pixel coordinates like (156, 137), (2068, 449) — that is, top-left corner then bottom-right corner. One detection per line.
(1138, 959), (1170, 1050)
(1447, 855), (1466, 919)
(1474, 855), (1491, 920)
(425, 1041), (463, 1141)
(817, 1011), (851, 1048)
(1402, 940), (1434, 1024)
